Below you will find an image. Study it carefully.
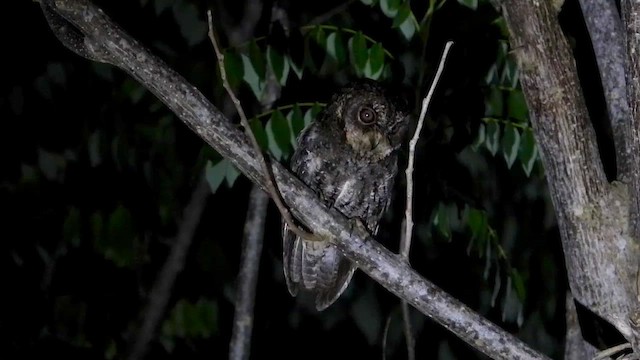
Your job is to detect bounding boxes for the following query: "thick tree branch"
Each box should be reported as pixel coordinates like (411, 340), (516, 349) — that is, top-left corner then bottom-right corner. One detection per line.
(621, 1), (640, 353)
(577, 0), (632, 180)
(229, 185), (268, 360)
(40, 1), (549, 358)
(622, 1), (640, 241)
(501, 0), (640, 351)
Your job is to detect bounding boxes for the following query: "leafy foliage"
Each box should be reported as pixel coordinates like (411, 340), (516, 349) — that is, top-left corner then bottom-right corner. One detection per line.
(3, 0), (571, 359)
(160, 298), (219, 351)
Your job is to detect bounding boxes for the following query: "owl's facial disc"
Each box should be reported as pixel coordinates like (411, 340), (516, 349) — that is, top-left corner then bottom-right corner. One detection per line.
(329, 79), (409, 159)
(343, 101), (396, 160)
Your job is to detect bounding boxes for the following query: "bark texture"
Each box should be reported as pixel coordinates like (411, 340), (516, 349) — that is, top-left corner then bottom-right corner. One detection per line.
(578, 0), (631, 179)
(501, 0), (640, 352)
(621, 0), (640, 351)
(229, 185), (269, 360)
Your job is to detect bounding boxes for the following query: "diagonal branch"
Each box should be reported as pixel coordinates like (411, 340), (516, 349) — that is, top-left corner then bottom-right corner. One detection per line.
(577, 0), (632, 180)
(128, 177), (210, 360)
(207, 11), (315, 243)
(40, 1), (549, 358)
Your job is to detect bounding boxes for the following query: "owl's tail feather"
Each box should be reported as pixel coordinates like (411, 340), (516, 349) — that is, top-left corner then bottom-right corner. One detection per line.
(314, 255), (356, 311)
(282, 222), (356, 311)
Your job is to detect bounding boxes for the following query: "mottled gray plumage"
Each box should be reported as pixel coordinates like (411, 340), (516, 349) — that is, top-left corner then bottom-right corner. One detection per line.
(283, 80), (409, 310)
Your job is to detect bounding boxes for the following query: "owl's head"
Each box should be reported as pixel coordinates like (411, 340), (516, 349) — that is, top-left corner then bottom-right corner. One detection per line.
(329, 79), (410, 159)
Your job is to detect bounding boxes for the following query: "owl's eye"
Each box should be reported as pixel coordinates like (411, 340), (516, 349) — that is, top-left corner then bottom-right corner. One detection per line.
(358, 107), (377, 125)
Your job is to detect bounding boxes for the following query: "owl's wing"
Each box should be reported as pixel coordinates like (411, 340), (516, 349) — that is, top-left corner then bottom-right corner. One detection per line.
(282, 126), (355, 309)
(284, 216), (358, 310)
(313, 245), (356, 310)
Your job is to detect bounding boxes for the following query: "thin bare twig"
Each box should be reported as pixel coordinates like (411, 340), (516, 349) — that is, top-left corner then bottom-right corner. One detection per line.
(128, 177), (210, 360)
(403, 40), (454, 259)
(400, 302), (415, 360)
(399, 40), (454, 360)
(229, 185), (269, 360)
(206, 10), (316, 242)
(382, 312), (393, 360)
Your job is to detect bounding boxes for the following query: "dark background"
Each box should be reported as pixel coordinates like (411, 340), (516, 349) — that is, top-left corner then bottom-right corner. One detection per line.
(2, 0), (610, 359)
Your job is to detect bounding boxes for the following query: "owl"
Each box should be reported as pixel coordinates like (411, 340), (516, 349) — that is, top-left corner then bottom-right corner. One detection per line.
(282, 79), (410, 310)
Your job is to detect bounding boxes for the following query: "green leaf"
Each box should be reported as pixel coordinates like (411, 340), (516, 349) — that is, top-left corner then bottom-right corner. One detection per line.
(433, 203), (451, 239)
(501, 58), (520, 88)
(491, 268), (502, 307)
(485, 87), (504, 117)
(248, 40), (266, 80)
(398, 16), (416, 41)
(511, 269), (527, 301)
(350, 32), (368, 72)
(368, 43), (385, 77)
(392, 3), (411, 28)
(360, 0), (379, 5)
(485, 64), (499, 85)
(267, 110), (291, 159)
(38, 148), (67, 181)
(223, 51), (244, 89)
(163, 298), (218, 339)
(326, 30), (347, 65)
(249, 118), (268, 150)
(199, 299), (219, 337)
(267, 46), (290, 85)
(380, 0), (402, 18)
(485, 121), (500, 156)
(306, 27), (327, 71)
(467, 208), (487, 241)
(519, 128), (538, 176)
(288, 104), (305, 145)
(103, 205), (135, 267)
(289, 30), (306, 73)
(501, 124), (521, 168)
(483, 239), (492, 280)
(304, 103), (323, 127)
(63, 207), (81, 247)
(288, 56), (304, 79)
(507, 91), (528, 122)
(225, 162), (240, 187)
(205, 159), (227, 193)
(457, 0), (478, 10)
(241, 54), (263, 100)
(471, 123), (486, 151)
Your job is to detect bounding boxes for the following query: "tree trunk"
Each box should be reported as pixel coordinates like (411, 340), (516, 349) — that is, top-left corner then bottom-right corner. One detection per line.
(501, 0), (640, 354)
